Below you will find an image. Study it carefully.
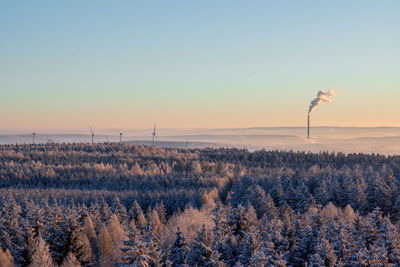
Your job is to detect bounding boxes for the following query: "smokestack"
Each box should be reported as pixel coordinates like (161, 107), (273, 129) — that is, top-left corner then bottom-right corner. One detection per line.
(307, 88), (336, 139)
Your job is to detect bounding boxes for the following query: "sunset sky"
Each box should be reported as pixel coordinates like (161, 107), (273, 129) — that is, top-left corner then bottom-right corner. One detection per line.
(1, 1), (399, 132)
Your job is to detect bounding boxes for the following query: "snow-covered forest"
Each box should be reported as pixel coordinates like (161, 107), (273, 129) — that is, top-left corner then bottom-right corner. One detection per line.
(1, 143), (400, 266)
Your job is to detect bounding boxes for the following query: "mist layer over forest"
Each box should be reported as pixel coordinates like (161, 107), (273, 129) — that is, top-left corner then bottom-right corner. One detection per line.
(1, 143), (400, 266)
(2, 127), (400, 155)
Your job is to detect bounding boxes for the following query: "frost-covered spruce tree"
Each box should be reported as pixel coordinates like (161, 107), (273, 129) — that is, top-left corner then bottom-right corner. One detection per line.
(367, 244), (388, 266)
(289, 217), (312, 266)
(331, 223), (353, 264)
(131, 200), (147, 230)
(154, 202), (167, 225)
(223, 204), (258, 266)
(273, 252), (287, 267)
(88, 201), (102, 229)
(220, 235), (236, 266)
(21, 227), (36, 266)
(108, 214), (127, 263)
(309, 237), (337, 267)
(187, 224), (221, 267)
(45, 203), (69, 264)
(113, 198), (128, 227)
(248, 185), (268, 219)
(249, 249), (267, 267)
(119, 221), (137, 264)
(371, 216), (400, 265)
(143, 215), (162, 266)
(61, 252), (81, 267)
(261, 237), (279, 266)
(277, 206), (296, 261)
(98, 223), (112, 267)
(308, 253), (324, 267)
(169, 228), (188, 267)
(349, 216), (369, 265)
(357, 207), (391, 266)
(68, 215), (94, 266)
(211, 201), (228, 257)
(83, 214), (100, 263)
(101, 201), (113, 224)
(391, 195), (400, 222)
(0, 197), (24, 264)
(119, 220), (150, 266)
(264, 194), (278, 221)
(147, 208), (163, 235)
(238, 230), (260, 266)
(29, 234), (55, 267)
(22, 217), (46, 266)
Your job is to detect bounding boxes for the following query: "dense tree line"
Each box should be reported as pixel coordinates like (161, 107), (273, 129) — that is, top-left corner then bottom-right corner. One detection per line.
(0, 143), (400, 266)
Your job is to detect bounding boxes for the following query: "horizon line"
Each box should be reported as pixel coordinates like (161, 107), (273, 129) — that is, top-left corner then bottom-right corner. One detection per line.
(2, 125), (400, 135)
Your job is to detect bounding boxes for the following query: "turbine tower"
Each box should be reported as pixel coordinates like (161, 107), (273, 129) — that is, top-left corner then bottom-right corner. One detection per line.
(32, 132), (36, 145)
(152, 124), (156, 145)
(90, 127), (95, 144)
(120, 132), (123, 144)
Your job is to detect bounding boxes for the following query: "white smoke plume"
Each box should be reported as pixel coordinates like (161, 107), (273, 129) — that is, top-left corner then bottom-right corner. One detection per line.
(308, 88), (336, 114)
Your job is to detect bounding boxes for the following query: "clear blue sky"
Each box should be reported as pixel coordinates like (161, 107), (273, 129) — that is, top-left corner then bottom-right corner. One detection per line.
(0, 1), (399, 131)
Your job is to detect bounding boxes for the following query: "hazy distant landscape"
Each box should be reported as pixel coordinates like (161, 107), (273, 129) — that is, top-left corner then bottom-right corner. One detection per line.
(3, 127), (400, 155)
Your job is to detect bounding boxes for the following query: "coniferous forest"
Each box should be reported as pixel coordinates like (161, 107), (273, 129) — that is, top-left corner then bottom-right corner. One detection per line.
(1, 143), (400, 266)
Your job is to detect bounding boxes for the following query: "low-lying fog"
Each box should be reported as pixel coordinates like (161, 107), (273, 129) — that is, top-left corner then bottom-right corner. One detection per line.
(2, 127), (400, 155)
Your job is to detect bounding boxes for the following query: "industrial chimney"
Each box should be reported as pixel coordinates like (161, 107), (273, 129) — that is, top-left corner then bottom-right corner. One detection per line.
(307, 88), (336, 139)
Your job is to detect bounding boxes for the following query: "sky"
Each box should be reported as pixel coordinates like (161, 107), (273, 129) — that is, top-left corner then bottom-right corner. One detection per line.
(0, 1), (399, 132)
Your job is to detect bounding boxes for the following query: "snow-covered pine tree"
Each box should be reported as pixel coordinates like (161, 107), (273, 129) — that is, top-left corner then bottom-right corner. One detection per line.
(131, 200), (147, 230)
(309, 237), (337, 267)
(248, 185), (268, 219)
(83, 215), (100, 263)
(88, 201), (102, 229)
(101, 201), (113, 224)
(169, 228), (188, 267)
(211, 201), (228, 258)
(45, 203), (69, 265)
(107, 214), (127, 263)
(113, 198), (128, 227)
(118, 220), (150, 266)
(249, 249), (267, 267)
(154, 202), (167, 225)
(0, 198), (24, 264)
(187, 224), (221, 267)
(68, 215), (94, 266)
(374, 216), (400, 265)
(331, 223), (353, 263)
(29, 234), (55, 267)
(225, 205), (257, 265)
(143, 215), (162, 266)
(98, 223), (112, 267)
(265, 194), (279, 221)
(61, 252), (81, 267)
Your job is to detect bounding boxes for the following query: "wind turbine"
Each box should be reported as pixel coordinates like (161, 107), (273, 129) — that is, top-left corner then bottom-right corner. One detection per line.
(90, 127), (95, 144)
(152, 124), (156, 145)
(47, 137), (53, 144)
(32, 132), (36, 145)
(120, 132), (123, 144)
